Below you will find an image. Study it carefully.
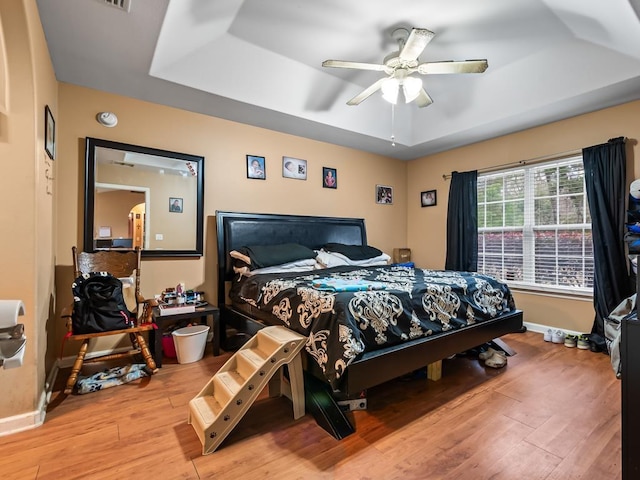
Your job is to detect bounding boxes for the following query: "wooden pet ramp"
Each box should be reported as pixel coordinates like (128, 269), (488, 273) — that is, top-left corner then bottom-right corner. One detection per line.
(188, 326), (306, 455)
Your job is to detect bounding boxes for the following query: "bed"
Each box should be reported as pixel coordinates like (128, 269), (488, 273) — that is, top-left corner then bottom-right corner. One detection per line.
(216, 211), (523, 399)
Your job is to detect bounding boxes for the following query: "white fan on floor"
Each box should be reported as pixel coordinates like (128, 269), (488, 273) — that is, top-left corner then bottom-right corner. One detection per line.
(322, 27), (488, 107)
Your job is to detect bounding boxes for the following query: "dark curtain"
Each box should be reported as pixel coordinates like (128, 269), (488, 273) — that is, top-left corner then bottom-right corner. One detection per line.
(583, 137), (631, 351)
(445, 170), (478, 271)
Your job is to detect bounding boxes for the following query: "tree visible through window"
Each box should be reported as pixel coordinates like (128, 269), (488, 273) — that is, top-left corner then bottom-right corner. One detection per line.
(477, 156), (593, 293)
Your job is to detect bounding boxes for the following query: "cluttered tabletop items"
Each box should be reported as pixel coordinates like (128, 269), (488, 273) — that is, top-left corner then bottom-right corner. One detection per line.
(157, 283), (207, 316)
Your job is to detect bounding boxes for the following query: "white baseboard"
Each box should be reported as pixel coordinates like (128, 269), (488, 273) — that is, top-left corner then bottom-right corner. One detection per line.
(0, 410), (44, 437)
(57, 346), (133, 368)
(0, 359), (59, 438)
(0, 346), (131, 438)
(523, 321), (585, 337)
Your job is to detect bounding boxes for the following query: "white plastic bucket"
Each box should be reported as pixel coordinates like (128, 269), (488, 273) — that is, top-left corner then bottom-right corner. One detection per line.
(172, 325), (210, 364)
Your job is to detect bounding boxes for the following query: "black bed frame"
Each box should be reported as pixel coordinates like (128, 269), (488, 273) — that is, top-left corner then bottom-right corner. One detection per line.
(215, 211), (524, 437)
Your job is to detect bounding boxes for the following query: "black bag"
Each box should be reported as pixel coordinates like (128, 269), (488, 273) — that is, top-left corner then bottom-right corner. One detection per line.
(72, 272), (134, 334)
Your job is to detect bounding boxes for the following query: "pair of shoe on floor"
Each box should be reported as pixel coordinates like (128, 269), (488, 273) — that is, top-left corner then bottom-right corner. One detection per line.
(479, 347), (507, 368)
(543, 329), (566, 344)
(563, 334), (590, 349)
(544, 329), (590, 349)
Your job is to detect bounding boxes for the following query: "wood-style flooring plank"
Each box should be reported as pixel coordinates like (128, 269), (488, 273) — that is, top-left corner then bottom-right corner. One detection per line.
(0, 332), (623, 479)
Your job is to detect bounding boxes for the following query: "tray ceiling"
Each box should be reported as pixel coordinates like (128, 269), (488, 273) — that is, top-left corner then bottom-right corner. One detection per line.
(37, 0), (640, 160)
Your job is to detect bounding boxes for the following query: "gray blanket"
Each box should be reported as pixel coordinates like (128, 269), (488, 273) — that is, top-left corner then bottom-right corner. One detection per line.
(605, 293), (636, 377)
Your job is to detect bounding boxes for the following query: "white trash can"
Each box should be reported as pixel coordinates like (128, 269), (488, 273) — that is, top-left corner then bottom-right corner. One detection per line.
(172, 325), (210, 364)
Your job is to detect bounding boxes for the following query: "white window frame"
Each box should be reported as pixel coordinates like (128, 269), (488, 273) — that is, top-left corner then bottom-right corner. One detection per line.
(477, 155), (593, 296)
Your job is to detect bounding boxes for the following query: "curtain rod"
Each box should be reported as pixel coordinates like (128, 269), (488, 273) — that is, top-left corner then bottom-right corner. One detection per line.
(442, 147), (584, 180)
(442, 137), (629, 180)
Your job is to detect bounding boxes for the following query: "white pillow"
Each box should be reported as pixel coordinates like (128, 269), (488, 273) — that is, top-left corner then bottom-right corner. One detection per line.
(314, 250), (349, 268)
(315, 250), (390, 267)
(118, 275), (137, 312)
(234, 258), (317, 277)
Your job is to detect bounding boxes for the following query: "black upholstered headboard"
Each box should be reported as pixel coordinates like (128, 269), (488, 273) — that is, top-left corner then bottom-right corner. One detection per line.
(215, 211), (367, 305)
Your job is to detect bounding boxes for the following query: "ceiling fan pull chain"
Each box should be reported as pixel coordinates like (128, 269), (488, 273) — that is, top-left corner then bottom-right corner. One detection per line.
(391, 104), (396, 147)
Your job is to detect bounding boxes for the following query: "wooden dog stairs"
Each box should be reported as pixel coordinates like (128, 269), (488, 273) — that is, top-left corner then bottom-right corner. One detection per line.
(188, 326), (306, 455)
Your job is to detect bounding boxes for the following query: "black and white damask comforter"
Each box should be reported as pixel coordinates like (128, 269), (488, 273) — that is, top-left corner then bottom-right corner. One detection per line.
(230, 265), (516, 389)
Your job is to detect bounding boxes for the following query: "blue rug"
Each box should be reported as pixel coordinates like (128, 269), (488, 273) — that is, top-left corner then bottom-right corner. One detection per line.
(76, 364), (149, 394)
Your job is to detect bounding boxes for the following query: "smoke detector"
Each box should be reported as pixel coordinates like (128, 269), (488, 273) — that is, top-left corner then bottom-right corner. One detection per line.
(96, 112), (118, 127)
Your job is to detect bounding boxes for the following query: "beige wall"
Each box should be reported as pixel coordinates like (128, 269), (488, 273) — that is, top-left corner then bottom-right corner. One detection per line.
(55, 83), (408, 355)
(0, 0), (56, 424)
(407, 100), (640, 333)
(57, 84), (408, 295)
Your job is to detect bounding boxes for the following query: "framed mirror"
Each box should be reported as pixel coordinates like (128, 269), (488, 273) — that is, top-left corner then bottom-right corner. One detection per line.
(84, 137), (204, 257)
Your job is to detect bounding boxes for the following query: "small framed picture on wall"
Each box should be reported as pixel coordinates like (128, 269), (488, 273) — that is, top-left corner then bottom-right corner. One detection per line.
(421, 189), (437, 207)
(282, 156), (307, 180)
(169, 197), (183, 213)
(246, 155), (266, 179)
(45, 105), (55, 160)
(323, 167), (337, 189)
(376, 185), (393, 204)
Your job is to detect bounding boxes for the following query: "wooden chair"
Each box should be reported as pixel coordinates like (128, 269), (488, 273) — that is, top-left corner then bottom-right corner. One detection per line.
(61, 246), (158, 394)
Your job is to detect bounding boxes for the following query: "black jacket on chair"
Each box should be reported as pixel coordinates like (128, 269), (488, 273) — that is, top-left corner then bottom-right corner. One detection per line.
(71, 272), (134, 334)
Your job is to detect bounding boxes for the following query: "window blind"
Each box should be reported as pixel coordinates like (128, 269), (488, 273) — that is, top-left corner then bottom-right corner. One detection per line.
(478, 156), (593, 293)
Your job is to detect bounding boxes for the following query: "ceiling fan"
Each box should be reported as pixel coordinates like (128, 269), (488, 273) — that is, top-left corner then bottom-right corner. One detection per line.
(322, 27), (488, 108)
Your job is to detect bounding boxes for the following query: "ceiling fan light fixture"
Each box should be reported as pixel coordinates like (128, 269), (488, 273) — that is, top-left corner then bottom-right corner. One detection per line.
(381, 78), (399, 104)
(403, 76), (422, 103)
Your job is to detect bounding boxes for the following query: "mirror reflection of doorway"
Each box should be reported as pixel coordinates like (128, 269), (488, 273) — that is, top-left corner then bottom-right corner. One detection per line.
(94, 183), (149, 250)
(129, 203), (145, 249)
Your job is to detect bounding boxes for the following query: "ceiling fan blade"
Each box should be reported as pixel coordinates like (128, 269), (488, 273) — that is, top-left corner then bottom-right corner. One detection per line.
(415, 88), (433, 108)
(399, 28), (435, 62)
(417, 59), (488, 75)
(346, 78), (387, 106)
(322, 60), (387, 72)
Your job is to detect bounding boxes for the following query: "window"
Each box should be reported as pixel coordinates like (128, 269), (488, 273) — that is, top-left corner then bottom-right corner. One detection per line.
(477, 156), (593, 294)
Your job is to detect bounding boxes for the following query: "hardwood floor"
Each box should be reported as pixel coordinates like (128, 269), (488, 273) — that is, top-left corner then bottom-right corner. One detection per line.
(0, 331), (621, 479)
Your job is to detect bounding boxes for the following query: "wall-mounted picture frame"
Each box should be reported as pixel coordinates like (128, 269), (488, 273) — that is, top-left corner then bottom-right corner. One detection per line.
(282, 156), (307, 180)
(323, 167), (337, 189)
(169, 197), (183, 213)
(421, 189), (437, 207)
(45, 105), (55, 160)
(246, 154), (266, 179)
(376, 184), (393, 204)
(98, 226), (112, 238)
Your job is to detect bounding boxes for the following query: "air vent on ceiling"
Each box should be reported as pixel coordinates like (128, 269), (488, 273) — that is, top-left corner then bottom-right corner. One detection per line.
(100, 0), (131, 12)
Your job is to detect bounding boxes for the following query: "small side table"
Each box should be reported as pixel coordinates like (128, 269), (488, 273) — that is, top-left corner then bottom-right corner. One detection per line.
(150, 304), (220, 367)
